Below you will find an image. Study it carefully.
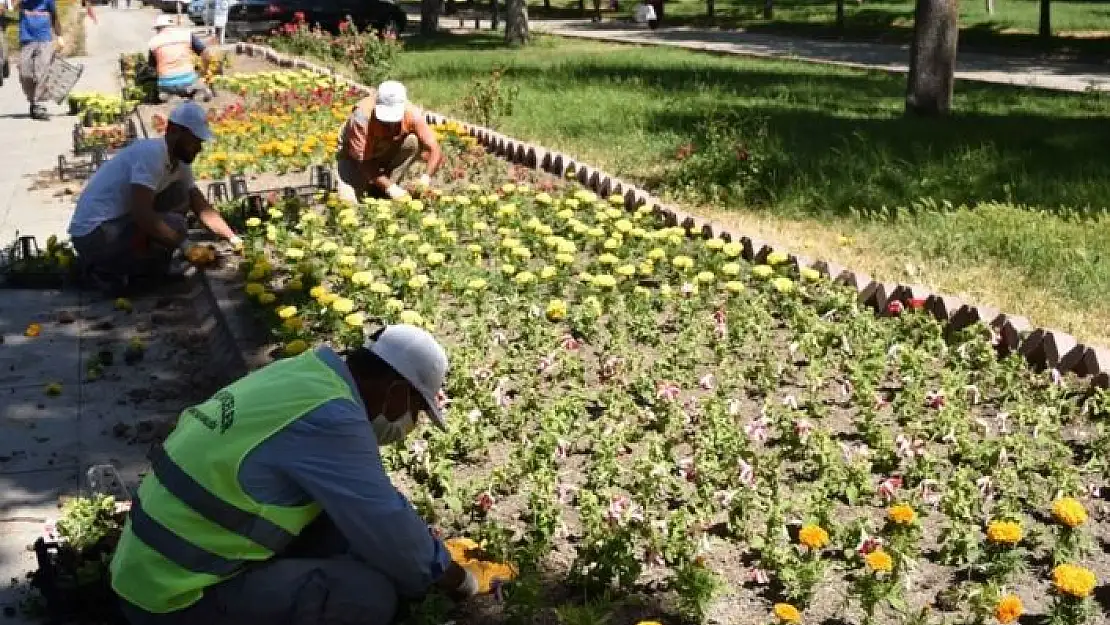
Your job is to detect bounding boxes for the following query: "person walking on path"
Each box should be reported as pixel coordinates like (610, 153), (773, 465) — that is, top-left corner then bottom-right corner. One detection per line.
(0, 0), (12, 87)
(5, 0), (64, 119)
(109, 324), (515, 625)
(67, 101), (243, 295)
(148, 14), (212, 100)
(336, 80), (443, 204)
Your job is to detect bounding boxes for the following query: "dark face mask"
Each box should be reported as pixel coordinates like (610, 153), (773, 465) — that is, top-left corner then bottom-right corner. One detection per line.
(168, 126), (203, 164)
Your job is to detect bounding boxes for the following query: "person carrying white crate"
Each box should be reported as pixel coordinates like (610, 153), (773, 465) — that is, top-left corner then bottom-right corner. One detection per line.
(2, 0), (64, 119)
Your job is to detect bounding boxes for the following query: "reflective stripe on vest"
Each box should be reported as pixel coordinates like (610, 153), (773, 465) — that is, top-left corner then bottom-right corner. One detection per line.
(110, 350), (355, 614)
(150, 29), (194, 79)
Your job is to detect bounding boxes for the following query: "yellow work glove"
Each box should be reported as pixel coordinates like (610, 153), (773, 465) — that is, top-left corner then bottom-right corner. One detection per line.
(444, 537), (518, 595)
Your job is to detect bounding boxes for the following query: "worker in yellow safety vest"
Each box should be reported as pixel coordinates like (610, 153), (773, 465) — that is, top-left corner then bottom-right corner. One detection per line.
(110, 324), (516, 625)
(147, 14), (211, 99)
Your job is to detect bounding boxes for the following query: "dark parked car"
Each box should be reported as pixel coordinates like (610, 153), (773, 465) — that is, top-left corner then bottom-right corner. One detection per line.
(227, 0), (406, 39)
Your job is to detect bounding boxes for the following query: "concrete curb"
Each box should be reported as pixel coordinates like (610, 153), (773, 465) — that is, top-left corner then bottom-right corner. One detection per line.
(211, 42), (1108, 391)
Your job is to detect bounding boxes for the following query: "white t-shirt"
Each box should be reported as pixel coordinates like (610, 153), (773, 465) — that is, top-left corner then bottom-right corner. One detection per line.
(68, 138), (196, 238)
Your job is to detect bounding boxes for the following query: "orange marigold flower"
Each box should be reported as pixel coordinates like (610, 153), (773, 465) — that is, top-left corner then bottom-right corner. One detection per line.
(773, 603), (802, 624)
(986, 520), (1023, 545)
(887, 503), (917, 525)
(1053, 563), (1097, 599)
(995, 595), (1023, 624)
(1052, 497), (1088, 528)
(798, 524), (830, 550)
(865, 549), (893, 573)
(24, 322), (42, 337)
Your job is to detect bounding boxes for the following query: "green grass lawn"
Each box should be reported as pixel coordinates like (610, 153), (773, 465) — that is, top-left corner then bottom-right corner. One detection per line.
(393, 33), (1110, 344)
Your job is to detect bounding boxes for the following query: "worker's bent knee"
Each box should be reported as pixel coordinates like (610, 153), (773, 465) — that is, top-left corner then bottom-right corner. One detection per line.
(290, 561), (399, 625)
(163, 213), (188, 237)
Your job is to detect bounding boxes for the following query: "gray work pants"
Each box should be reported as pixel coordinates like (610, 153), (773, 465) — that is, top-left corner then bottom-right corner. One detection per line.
(19, 40), (53, 104)
(118, 516), (400, 625)
(71, 181), (191, 280)
(335, 133), (420, 205)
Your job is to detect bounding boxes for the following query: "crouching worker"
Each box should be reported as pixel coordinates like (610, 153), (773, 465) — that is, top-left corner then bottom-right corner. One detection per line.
(67, 102), (242, 295)
(336, 80), (444, 204)
(109, 324), (514, 625)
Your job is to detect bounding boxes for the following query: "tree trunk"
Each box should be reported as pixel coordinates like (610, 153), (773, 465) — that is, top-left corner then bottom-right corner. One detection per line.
(984, 0), (993, 14)
(707, 0), (714, 18)
(505, 0), (529, 44)
(544, 0), (550, 9)
(836, 0), (845, 30)
(763, 0), (773, 20)
(445, 0), (457, 16)
(1039, 0), (1051, 39)
(420, 0), (441, 35)
(905, 0), (959, 117)
(490, 0), (499, 30)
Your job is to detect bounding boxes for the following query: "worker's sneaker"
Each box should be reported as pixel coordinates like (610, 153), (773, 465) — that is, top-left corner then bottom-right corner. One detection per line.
(1, 59), (9, 79)
(30, 104), (50, 121)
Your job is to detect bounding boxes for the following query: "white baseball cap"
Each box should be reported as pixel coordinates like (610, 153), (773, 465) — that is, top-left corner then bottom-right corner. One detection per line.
(368, 324), (449, 429)
(374, 81), (407, 124)
(153, 14), (178, 29)
(168, 101), (214, 141)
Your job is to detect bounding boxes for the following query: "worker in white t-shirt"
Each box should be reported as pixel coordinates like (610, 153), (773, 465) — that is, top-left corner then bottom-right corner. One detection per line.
(67, 102), (242, 295)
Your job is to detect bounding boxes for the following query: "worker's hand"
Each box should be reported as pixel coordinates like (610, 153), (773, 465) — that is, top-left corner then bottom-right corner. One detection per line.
(416, 173), (432, 188)
(386, 183), (410, 202)
(444, 537), (517, 595)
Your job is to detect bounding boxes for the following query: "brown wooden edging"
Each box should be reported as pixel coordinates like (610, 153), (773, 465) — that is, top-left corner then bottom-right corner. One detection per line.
(221, 42), (1110, 391)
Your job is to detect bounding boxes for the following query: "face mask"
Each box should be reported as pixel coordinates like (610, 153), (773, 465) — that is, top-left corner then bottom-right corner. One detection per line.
(371, 381), (416, 446)
(371, 411), (415, 446)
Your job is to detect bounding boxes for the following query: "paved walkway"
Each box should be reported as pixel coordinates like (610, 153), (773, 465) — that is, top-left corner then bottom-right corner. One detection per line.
(0, 8), (166, 621)
(0, 7), (155, 245)
(435, 15), (1110, 93)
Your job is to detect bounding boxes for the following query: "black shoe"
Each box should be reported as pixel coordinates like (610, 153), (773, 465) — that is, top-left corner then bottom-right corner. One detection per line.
(2, 59), (9, 79)
(31, 104), (50, 121)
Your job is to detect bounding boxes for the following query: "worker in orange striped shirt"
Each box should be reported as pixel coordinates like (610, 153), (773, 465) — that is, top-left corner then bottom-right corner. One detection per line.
(336, 80), (443, 203)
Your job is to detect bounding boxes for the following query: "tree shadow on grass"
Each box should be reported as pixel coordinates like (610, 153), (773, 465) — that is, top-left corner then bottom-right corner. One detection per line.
(404, 31), (517, 51)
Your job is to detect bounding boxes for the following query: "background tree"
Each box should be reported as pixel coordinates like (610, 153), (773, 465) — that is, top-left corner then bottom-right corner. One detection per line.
(905, 0), (959, 116)
(420, 0), (441, 35)
(1040, 0), (1051, 39)
(505, 0), (529, 45)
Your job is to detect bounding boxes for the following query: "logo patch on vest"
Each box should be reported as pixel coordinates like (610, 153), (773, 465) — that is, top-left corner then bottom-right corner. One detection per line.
(183, 390), (236, 433)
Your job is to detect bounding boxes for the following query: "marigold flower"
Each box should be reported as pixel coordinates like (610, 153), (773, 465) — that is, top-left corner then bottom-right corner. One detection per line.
(773, 603), (801, 624)
(399, 310), (424, 326)
(332, 298), (355, 314)
(995, 595), (1022, 624)
(986, 520), (1023, 545)
(1052, 497), (1088, 528)
(245, 217), (262, 227)
(798, 524), (830, 550)
(724, 280), (745, 294)
(771, 277), (794, 293)
(258, 293), (276, 305)
(887, 503), (917, 525)
(722, 262), (741, 276)
(1052, 563), (1096, 598)
(546, 299), (567, 322)
(277, 306), (297, 320)
(24, 322), (42, 337)
(283, 340), (308, 356)
(344, 312), (365, 328)
(751, 265), (773, 279)
(44, 382), (63, 396)
(767, 251), (788, 266)
(800, 268), (821, 282)
(865, 549), (893, 573)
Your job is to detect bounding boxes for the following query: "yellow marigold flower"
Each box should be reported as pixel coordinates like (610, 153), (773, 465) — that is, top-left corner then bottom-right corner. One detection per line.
(277, 305), (297, 320)
(399, 310), (424, 326)
(635, 621), (662, 625)
(555, 253), (576, 265)
(500, 264), (516, 276)
(245, 217), (262, 228)
(865, 549), (893, 573)
(608, 194), (624, 206)
(722, 262), (741, 276)
(514, 271), (537, 285)
(773, 603), (801, 624)
(724, 280), (745, 294)
(767, 251), (789, 266)
(1052, 563), (1096, 599)
(597, 253), (620, 266)
(798, 524), (830, 550)
(705, 238), (725, 251)
(408, 274), (430, 289)
(671, 255), (694, 270)
(258, 293), (276, 305)
(385, 298), (405, 312)
(800, 267), (821, 282)
(466, 278), (488, 291)
(332, 298), (355, 314)
(426, 251), (445, 266)
(986, 520), (1023, 545)
(616, 264), (637, 277)
(887, 504), (917, 525)
(467, 244), (483, 255)
(772, 277), (795, 293)
(283, 340), (308, 357)
(751, 265), (774, 279)
(602, 238), (620, 251)
(695, 270), (715, 284)
(546, 299), (567, 322)
(540, 266), (558, 280)
(647, 247), (666, 261)
(370, 282), (391, 295)
(286, 279), (303, 291)
(344, 312), (366, 328)
(1052, 498), (1088, 528)
(44, 382), (63, 397)
(535, 192), (553, 205)
(351, 271), (374, 286)
(723, 242), (742, 257)
(309, 285), (326, 299)
(591, 274), (618, 289)
(995, 595), (1023, 624)
(282, 317), (303, 331)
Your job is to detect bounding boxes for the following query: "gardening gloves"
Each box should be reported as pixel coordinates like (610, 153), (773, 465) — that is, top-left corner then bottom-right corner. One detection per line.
(386, 183), (410, 201)
(444, 537), (518, 596)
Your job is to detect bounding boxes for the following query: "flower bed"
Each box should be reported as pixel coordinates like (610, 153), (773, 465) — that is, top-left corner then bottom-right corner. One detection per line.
(212, 71), (1109, 624)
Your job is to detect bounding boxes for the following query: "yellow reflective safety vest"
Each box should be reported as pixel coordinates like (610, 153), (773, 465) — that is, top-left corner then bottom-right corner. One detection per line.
(110, 350), (355, 613)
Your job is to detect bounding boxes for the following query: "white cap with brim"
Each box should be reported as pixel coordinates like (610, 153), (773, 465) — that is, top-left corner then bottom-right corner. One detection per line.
(153, 14), (178, 29)
(168, 101), (214, 141)
(374, 80), (407, 124)
(367, 324), (449, 429)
